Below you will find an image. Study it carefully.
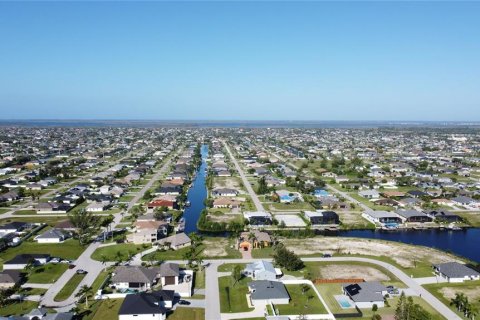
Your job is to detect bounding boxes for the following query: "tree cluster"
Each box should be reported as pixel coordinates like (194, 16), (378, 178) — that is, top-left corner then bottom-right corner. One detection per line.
(273, 243), (304, 271)
(395, 292), (432, 320)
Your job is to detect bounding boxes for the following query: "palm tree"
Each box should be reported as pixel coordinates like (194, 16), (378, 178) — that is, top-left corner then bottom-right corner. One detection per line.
(116, 251), (124, 264)
(100, 254), (108, 271)
(301, 284), (310, 295)
(469, 304), (478, 320)
(75, 285), (93, 308)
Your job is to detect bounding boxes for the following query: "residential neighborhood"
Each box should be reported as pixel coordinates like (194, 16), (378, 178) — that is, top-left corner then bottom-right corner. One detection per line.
(0, 126), (479, 320)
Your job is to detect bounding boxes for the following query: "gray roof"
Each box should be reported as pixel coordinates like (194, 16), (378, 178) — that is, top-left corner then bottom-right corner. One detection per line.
(248, 280), (290, 300)
(396, 209), (428, 218)
(245, 260), (276, 275)
(343, 281), (386, 303)
(158, 263), (180, 277)
(36, 229), (68, 240)
(157, 232), (191, 247)
(111, 266), (158, 284)
(367, 211), (398, 219)
(433, 262), (480, 279)
(0, 270), (22, 284)
(26, 308), (49, 317)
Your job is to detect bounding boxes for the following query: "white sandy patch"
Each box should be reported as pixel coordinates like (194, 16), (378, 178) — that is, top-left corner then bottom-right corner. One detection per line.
(283, 237), (461, 268)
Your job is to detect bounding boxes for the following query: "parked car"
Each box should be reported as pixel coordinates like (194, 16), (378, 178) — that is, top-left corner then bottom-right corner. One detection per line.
(323, 253), (332, 258)
(76, 269), (88, 274)
(178, 300), (190, 305)
(50, 258), (61, 264)
(68, 264), (76, 269)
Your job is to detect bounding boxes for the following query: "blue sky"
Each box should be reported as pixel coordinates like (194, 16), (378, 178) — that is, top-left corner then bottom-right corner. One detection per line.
(0, 1), (479, 121)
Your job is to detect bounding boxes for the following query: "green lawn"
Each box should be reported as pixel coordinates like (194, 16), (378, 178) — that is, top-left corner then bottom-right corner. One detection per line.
(0, 239), (85, 268)
(91, 298), (124, 320)
(167, 307), (205, 320)
(194, 269), (205, 289)
(13, 210), (37, 215)
(0, 216), (67, 226)
(91, 243), (150, 261)
(0, 300), (38, 316)
(274, 284), (328, 315)
(270, 201), (315, 211)
(456, 211), (480, 227)
(92, 268), (112, 293)
(27, 263), (69, 283)
(19, 287), (47, 296)
(54, 273), (86, 301)
(251, 247), (274, 259)
(218, 276), (253, 313)
(0, 208), (10, 214)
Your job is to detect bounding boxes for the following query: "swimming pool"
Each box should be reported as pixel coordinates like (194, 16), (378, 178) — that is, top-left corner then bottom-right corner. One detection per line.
(337, 296), (353, 308)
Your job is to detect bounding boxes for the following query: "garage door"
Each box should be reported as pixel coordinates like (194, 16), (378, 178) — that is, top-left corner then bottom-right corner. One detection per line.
(165, 276), (175, 285)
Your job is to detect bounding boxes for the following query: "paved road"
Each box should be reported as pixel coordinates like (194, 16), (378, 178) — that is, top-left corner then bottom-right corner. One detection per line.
(223, 141), (264, 212)
(40, 148), (180, 309)
(200, 256), (461, 320)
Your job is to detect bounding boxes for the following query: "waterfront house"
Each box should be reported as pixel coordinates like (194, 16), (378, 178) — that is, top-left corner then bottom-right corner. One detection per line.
(304, 210), (340, 225)
(244, 211), (272, 226)
(395, 210), (433, 223)
(211, 188), (239, 197)
(157, 232), (191, 250)
(423, 209), (461, 223)
(362, 211), (402, 226)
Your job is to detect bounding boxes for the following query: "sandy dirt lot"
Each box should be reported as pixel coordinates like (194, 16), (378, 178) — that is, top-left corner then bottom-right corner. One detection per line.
(203, 238), (229, 257)
(209, 213), (241, 223)
(319, 264), (391, 281)
(440, 286), (480, 301)
(283, 237), (461, 268)
(214, 177), (242, 189)
(336, 211), (371, 226)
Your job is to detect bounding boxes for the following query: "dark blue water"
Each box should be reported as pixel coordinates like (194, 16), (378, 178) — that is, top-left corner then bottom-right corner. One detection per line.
(335, 229), (480, 263)
(183, 144), (208, 234)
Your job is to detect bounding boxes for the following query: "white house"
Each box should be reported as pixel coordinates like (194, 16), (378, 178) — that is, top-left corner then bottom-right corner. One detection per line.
(35, 229), (70, 243)
(433, 262), (480, 283)
(358, 190), (380, 200)
(243, 261), (277, 281)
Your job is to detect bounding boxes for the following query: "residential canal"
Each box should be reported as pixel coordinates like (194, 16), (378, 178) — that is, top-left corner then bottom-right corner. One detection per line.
(332, 228), (480, 263)
(183, 144), (208, 234)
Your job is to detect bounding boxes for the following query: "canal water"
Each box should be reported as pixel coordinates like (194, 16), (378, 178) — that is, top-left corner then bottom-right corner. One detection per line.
(333, 228), (480, 263)
(183, 144), (208, 234)
(180, 144), (480, 262)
